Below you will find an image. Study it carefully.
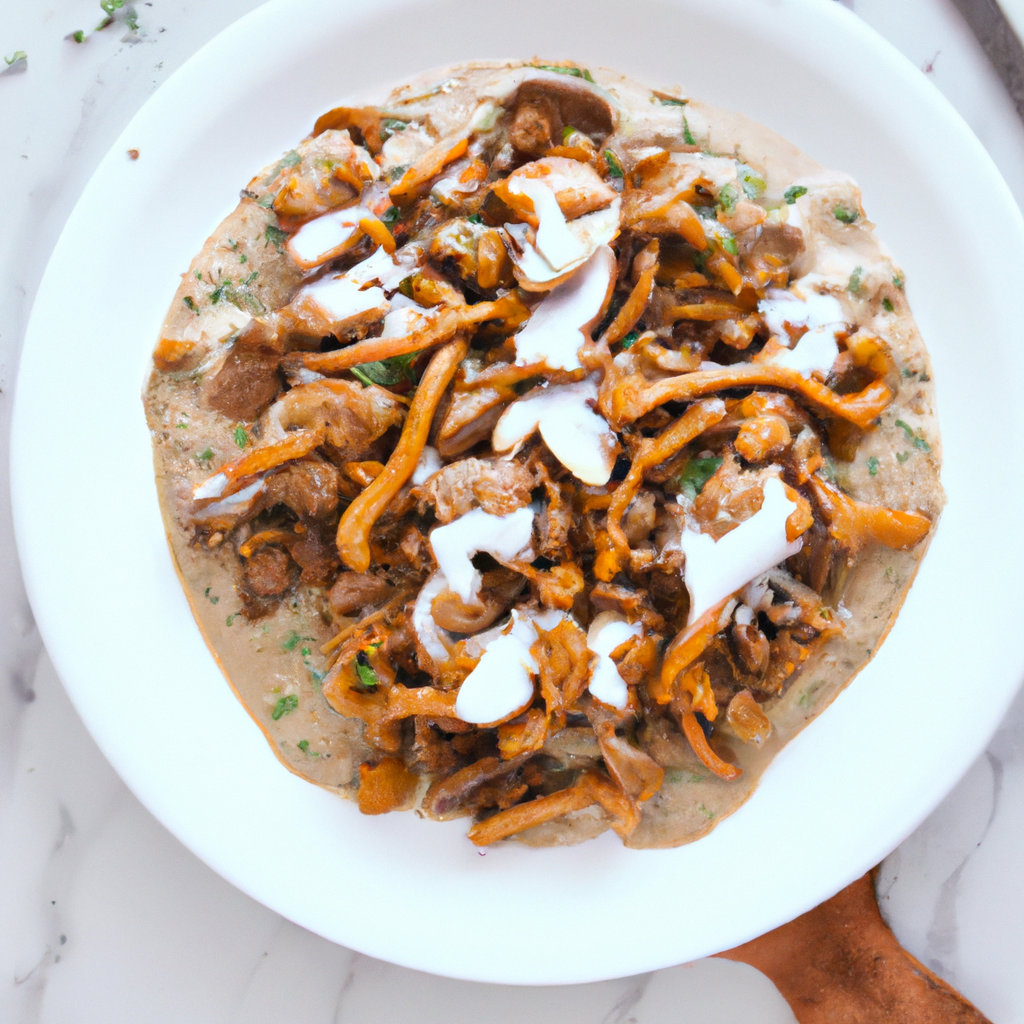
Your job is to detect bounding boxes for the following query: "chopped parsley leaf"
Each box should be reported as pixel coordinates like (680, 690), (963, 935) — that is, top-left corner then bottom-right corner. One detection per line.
(896, 451), (911, 464)
(300, 647), (310, 658)
(784, 185), (808, 204)
(226, 613), (238, 626)
(351, 353), (418, 387)
(583, 69), (596, 83)
(72, 30), (86, 43)
(262, 150), (301, 186)
(467, 213), (483, 224)
(264, 224), (288, 251)
(894, 419), (915, 440)
(562, 124), (577, 141)
(239, 253), (248, 264)
(657, 95), (687, 106)
(893, 274), (905, 290)
(380, 206), (401, 228)
(204, 587), (219, 604)
(737, 163), (765, 199)
(297, 740), (320, 757)
(182, 296), (198, 313)
(848, 266), (863, 294)
(604, 150), (624, 179)
(195, 447), (214, 467)
(379, 117), (408, 143)
(683, 117), (696, 146)
(833, 205), (859, 224)
(719, 231), (738, 256)
(272, 694), (299, 720)
(532, 64), (590, 79)
(913, 435), (932, 453)
(229, 238), (238, 250)
(256, 192), (277, 209)
(676, 457), (723, 501)
(282, 630), (305, 651)
(621, 330), (640, 350)
(882, 297), (895, 312)
(355, 652), (379, 689)
(717, 182), (738, 214)
(698, 803), (715, 821)
(233, 425), (249, 449)
(867, 456), (879, 476)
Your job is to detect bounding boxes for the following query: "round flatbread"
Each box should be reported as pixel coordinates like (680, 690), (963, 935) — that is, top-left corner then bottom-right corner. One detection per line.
(144, 60), (943, 849)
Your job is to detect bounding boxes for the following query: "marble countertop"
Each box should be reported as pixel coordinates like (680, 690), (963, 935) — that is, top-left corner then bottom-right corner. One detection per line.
(3, 1), (1024, 1020)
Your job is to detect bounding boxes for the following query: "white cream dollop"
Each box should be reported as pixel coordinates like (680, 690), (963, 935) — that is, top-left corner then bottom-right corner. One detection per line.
(770, 325), (840, 377)
(287, 206), (374, 269)
(454, 632), (536, 725)
(412, 445), (443, 485)
(759, 286), (845, 378)
(492, 378), (616, 486)
(298, 274), (387, 324)
(586, 612), (643, 710)
(429, 507), (534, 604)
(680, 476), (802, 624)
(512, 245), (615, 371)
(454, 607), (567, 724)
(507, 176), (587, 271)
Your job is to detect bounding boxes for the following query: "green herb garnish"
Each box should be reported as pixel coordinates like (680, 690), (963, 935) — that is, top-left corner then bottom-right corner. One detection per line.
(262, 150), (301, 186)
(848, 266), (863, 294)
(195, 447), (214, 467)
(354, 651), (379, 690)
(272, 694), (299, 720)
(562, 124), (578, 141)
(683, 117), (696, 146)
(698, 803), (715, 821)
(737, 163), (765, 200)
(882, 297), (895, 313)
(226, 613), (238, 626)
(282, 630), (313, 652)
(719, 231), (738, 256)
(532, 64), (592, 80)
(896, 451), (911, 464)
(467, 213), (483, 224)
(380, 206), (401, 228)
(264, 224), (288, 251)
(351, 353), (418, 387)
(297, 740), (320, 757)
(676, 457), (723, 501)
(72, 30), (86, 43)
(893, 274), (904, 290)
(867, 456), (879, 476)
(833, 205), (859, 224)
(894, 419), (915, 440)
(233, 425), (249, 449)
(717, 182), (738, 214)
(604, 150), (624, 179)
(182, 296), (198, 313)
(784, 185), (807, 204)
(657, 95), (687, 106)
(621, 330), (640, 350)
(379, 117), (408, 143)
(256, 192), (277, 209)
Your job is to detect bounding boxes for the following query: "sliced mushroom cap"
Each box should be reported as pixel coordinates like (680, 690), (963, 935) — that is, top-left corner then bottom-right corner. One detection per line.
(513, 75), (616, 138)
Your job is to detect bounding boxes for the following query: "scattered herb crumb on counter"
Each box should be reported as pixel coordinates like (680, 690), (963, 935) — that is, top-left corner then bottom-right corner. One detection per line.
(144, 60), (942, 848)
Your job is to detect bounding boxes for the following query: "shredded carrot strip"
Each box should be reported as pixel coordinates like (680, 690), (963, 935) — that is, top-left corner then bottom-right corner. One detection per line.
(389, 135), (469, 201)
(600, 240), (659, 345)
(666, 301), (748, 322)
(596, 398), (727, 581)
(358, 217), (396, 254)
(466, 771), (637, 846)
(608, 364), (893, 431)
(238, 529), (295, 558)
(193, 428), (324, 501)
(680, 711), (742, 781)
(808, 475), (932, 552)
(651, 597), (734, 704)
(292, 293), (525, 375)
(336, 337), (469, 572)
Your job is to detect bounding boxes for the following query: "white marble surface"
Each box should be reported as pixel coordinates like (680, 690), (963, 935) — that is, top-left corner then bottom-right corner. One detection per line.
(2, 1), (1024, 1020)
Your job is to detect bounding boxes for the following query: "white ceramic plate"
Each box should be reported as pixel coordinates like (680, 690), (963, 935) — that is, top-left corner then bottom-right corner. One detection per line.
(12, 0), (1024, 986)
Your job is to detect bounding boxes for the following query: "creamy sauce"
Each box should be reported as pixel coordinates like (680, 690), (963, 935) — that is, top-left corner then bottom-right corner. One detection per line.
(508, 177), (587, 271)
(680, 476), (802, 624)
(411, 445), (443, 485)
(454, 632), (536, 725)
(512, 245), (615, 371)
(287, 206), (373, 268)
(771, 325), (839, 376)
(300, 274), (387, 322)
(586, 612), (642, 709)
(192, 476), (266, 519)
(429, 507), (534, 603)
(759, 285), (845, 377)
(492, 379), (616, 485)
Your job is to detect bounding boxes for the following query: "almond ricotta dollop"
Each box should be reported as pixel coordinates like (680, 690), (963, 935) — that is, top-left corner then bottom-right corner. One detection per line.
(428, 506), (535, 604)
(680, 476), (802, 624)
(586, 612), (643, 710)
